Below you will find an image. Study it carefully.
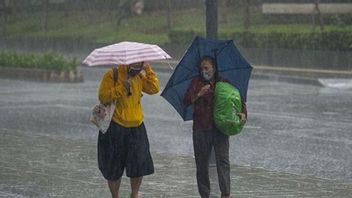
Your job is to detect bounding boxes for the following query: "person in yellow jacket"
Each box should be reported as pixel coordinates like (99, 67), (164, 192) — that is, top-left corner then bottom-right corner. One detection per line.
(97, 62), (159, 198)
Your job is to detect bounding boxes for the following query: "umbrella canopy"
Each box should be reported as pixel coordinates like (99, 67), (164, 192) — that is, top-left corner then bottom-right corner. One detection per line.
(82, 41), (171, 66)
(161, 36), (252, 121)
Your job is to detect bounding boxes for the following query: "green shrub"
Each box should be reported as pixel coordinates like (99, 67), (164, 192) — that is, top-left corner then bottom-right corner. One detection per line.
(168, 29), (352, 51)
(0, 52), (78, 71)
(235, 29), (352, 51)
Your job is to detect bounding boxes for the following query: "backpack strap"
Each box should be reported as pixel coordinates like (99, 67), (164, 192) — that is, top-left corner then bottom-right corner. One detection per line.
(112, 67), (118, 85)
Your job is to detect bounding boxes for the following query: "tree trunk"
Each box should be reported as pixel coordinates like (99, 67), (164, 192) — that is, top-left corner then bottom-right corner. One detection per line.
(42, 0), (49, 32)
(0, 0), (10, 35)
(166, 0), (172, 31)
(315, 0), (324, 32)
(243, 0), (251, 30)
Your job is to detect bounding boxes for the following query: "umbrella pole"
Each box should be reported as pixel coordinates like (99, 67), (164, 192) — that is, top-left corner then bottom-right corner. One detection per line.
(166, 60), (174, 70)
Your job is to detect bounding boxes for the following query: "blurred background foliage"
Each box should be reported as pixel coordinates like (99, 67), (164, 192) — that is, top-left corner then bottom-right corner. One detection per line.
(0, 51), (78, 70)
(0, 0), (351, 51)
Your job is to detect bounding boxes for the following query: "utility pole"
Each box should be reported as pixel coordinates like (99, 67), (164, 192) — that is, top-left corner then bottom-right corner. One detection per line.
(205, 0), (218, 39)
(205, 0), (220, 196)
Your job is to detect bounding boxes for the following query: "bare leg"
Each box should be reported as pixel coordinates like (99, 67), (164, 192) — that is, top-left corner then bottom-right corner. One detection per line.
(130, 177), (143, 198)
(108, 179), (121, 198)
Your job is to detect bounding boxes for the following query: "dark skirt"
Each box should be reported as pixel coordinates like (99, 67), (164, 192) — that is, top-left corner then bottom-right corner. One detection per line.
(97, 121), (154, 180)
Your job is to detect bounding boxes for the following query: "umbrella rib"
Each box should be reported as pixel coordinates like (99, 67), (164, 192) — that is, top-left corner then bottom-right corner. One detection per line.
(162, 86), (190, 121)
(168, 65), (198, 87)
(83, 42), (171, 66)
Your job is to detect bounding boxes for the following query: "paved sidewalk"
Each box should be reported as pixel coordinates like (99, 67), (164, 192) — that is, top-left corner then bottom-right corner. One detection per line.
(1, 128), (352, 198)
(1, 64), (352, 198)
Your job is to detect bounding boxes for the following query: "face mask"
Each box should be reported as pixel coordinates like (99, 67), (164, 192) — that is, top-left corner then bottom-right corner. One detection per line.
(128, 67), (142, 77)
(202, 70), (214, 81)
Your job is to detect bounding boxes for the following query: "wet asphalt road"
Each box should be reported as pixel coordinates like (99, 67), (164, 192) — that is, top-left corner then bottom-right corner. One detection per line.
(1, 64), (352, 197)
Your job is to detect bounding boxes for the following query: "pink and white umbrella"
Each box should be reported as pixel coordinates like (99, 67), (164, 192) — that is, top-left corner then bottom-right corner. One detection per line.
(82, 41), (171, 66)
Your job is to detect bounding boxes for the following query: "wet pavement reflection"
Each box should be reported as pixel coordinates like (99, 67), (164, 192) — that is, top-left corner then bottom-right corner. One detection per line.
(1, 64), (352, 197)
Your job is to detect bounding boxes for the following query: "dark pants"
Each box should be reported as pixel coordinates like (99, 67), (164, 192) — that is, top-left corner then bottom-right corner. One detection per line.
(193, 129), (230, 198)
(97, 121), (154, 180)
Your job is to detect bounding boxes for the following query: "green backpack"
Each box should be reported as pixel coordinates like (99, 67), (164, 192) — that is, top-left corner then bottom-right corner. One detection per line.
(214, 82), (244, 136)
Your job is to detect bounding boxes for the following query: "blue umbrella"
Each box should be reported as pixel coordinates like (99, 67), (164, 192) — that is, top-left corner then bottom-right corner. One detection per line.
(161, 36), (252, 121)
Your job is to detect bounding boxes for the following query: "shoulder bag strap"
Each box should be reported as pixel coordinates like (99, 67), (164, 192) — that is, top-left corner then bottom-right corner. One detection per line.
(112, 67), (118, 85)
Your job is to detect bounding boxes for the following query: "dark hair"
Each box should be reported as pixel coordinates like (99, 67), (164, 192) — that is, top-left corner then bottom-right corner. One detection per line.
(199, 55), (219, 82)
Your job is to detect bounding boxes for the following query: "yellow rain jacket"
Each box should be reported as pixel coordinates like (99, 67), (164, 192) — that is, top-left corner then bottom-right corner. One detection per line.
(98, 65), (159, 127)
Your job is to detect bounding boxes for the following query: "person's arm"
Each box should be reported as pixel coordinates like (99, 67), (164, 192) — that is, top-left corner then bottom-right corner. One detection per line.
(98, 69), (127, 104)
(140, 64), (159, 95)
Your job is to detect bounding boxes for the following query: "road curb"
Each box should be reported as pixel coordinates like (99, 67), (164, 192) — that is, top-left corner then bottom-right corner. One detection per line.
(0, 67), (84, 83)
(251, 72), (323, 86)
(152, 60), (351, 86)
